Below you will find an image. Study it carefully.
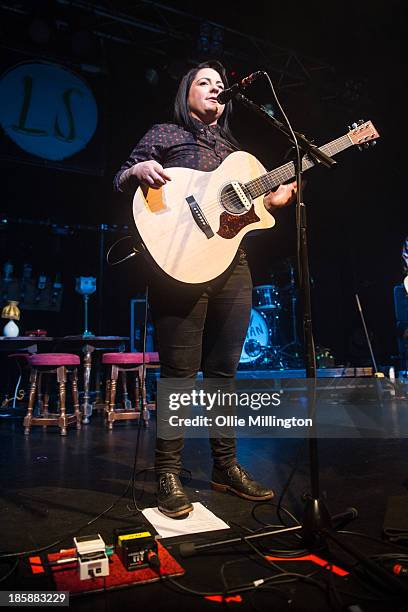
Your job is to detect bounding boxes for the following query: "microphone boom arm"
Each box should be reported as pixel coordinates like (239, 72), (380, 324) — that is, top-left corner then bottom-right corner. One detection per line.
(235, 92), (336, 168)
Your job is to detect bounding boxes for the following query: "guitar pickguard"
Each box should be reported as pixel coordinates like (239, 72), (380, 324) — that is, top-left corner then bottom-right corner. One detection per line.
(217, 206), (260, 239)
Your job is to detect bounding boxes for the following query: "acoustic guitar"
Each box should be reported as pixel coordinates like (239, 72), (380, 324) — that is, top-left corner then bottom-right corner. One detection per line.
(132, 120), (379, 283)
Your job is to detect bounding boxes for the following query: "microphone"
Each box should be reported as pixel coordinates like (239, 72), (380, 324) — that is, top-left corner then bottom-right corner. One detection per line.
(217, 71), (264, 104)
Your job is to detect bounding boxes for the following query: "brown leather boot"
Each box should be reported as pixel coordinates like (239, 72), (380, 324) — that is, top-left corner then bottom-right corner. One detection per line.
(211, 464), (274, 501)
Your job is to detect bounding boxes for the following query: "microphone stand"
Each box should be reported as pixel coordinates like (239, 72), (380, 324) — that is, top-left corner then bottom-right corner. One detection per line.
(235, 93), (356, 544)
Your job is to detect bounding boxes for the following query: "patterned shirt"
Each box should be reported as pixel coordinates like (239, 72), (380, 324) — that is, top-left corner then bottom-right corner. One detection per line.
(113, 119), (238, 194)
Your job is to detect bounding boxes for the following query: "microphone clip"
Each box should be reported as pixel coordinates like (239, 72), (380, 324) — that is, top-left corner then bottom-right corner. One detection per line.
(217, 71), (265, 104)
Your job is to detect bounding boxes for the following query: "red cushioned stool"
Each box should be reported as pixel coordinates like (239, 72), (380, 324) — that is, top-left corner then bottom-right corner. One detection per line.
(23, 354), (82, 436)
(102, 353), (153, 429)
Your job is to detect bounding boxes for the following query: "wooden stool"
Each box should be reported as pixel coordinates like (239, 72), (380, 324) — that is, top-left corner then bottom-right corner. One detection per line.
(145, 351), (160, 409)
(102, 352), (153, 429)
(23, 353), (81, 436)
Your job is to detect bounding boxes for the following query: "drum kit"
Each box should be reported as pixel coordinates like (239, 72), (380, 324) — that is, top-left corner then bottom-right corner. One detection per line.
(239, 261), (304, 369)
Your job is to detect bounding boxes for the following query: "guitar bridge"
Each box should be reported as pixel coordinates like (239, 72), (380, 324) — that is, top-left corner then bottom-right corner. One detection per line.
(186, 195), (214, 239)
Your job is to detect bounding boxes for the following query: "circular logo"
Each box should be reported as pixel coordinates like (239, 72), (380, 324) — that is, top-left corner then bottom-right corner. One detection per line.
(0, 61), (98, 160)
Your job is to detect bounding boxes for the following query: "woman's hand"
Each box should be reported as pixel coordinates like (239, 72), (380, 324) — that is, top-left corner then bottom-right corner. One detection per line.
(264, 180), (297, 212)
(128, 160), (172, 189)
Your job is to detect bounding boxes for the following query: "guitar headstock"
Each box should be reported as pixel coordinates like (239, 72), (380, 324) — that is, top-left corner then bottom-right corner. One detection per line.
(348, 120), (379, 149)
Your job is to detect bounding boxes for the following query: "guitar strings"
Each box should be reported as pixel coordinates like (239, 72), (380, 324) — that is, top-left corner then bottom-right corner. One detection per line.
(198, 134), (352, 214)
(178, 133), (352, 218)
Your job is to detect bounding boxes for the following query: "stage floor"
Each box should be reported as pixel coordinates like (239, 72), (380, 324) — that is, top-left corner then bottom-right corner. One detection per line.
(0, 404), (407, 610)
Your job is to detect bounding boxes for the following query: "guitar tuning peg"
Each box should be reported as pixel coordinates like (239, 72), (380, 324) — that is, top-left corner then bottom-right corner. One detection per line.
(371, 140), (377, 146)
(351, 122), (358, 129)
(357, 145), (363, 152)
(363, 142), (370, 149)
(358, 119), (365, 125)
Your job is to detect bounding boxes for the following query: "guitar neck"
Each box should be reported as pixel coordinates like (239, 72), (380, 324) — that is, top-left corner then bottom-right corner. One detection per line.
(246, 133), (354, 198)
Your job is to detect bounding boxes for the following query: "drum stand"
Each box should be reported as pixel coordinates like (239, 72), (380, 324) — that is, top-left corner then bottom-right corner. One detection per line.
(279, 266), (304, 367)
(266, 310), (286, 368)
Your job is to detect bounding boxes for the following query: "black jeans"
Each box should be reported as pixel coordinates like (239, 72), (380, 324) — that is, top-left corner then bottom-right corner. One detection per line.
(149, 251), (252, 475)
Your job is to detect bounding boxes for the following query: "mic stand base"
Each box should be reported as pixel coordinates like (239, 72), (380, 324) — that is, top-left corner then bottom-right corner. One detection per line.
(302, 495), (333, 548)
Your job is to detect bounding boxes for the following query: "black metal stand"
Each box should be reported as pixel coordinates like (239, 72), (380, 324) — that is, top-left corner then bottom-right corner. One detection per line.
(280, 264), (303, 366)
(236, 91), (339, 545)
(230, 92), (408, 597)
(296, 174), (334, 547)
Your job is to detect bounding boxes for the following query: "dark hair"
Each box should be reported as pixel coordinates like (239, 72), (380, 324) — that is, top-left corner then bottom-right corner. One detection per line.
(173, 60), (238, 147)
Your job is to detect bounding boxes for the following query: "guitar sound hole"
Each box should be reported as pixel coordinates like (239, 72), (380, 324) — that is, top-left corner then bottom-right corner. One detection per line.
(220, 183), (252, 215)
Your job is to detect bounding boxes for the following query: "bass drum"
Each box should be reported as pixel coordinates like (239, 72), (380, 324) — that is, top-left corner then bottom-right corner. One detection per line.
(240, 308), (269, 365)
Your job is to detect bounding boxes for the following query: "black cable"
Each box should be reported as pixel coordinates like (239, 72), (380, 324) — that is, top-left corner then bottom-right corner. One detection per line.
(106, 235), (140, 266)
(250, 502), (307, 555)
(248, 584), (291, 612)
(323, 529), (408, 596)
(326, 563), (344, 611)
(244, 537), (286, 574)
(339, 530), (408, 551)
(125, 467), (152, 514)
(166, 525), (407, 605)
(24, 558), (77, 569)
(252, 500), (300, 529)
(262, 75), (304, 317)
(127, 284), (150, 514)
(252, 571), (341, 612)
(346, 563), (407, 601)
(227, 520), (254, 534)
(217, 523), (383, 611)
(162, 552), (350, 611)
(0, 560), (19, 583)
(0, 479), (136, 562)
(276, 442), (305, 527)
(262, 70), (319, 395)
(124, 283), (197, 518)
(195, 520), (340, 606)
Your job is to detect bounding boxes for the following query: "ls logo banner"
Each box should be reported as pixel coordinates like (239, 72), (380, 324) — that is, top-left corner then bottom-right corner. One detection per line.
(0, 61), (98, 161)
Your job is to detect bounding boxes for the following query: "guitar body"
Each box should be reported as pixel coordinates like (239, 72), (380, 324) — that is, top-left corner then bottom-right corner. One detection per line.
(132, 151), (275, 284)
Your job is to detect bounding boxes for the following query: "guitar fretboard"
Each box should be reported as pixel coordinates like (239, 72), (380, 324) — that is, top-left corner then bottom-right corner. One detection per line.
(245, 134), (353, 198)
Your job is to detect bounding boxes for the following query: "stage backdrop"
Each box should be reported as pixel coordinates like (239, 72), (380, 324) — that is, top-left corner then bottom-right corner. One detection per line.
(0, 50), (106, 176)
